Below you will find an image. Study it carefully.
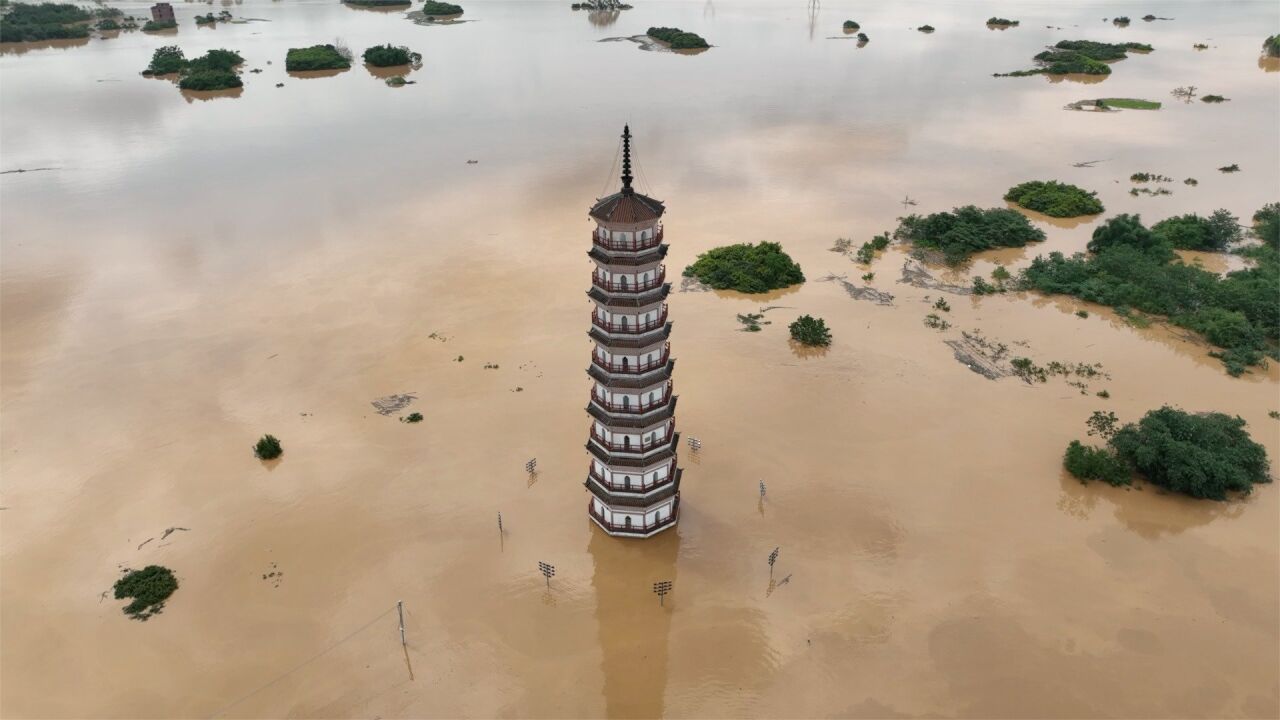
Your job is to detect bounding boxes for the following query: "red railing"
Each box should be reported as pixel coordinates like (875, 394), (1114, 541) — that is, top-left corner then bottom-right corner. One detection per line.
(592, 266), (666, 292)
(588, 462), (676, 492)
(590, 345), (670, 374)
(591, 382), (672, 412)
(589, 423), (674, 452)
(591, 306), (668, 334)
(593, 229), (663, 253)
(589, 499), (678, 533)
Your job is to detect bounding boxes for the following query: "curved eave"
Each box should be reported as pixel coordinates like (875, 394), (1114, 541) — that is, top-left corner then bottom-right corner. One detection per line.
(589, 245), (668, 267)
(585, 469), (682, 507)
(587, 284), (671, 308)
(586, 433), (680, 466)
(587, 397), (678, 428)
(588, 323), (672, 348)
(587, 359), (675, 388)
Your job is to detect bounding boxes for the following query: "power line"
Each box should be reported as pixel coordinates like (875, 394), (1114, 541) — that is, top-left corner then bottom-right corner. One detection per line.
(207, 605), (398, 719)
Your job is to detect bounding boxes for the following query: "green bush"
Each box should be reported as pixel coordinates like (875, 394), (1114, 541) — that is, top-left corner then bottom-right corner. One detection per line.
(1265, 34), (1280, 58)
(145, 45), (187, 75)
(789, 315), (831, 346)
(254, 434), (283, 460)
(362, 43), (420, 67)
(683, 241), (804, 293)
(1201, 94), (1228, 103)
(1064, 440), (1131, 486)
(894, 205), (1045, 265)
(1054, 39), (1151, 60)
(403, 412), (423, 423)
(285, 44), (351, 71)
(1005, 180), (1104, 218)
(142, 19), (176, 31)
(178, 69), (242, 90)
(987, 17), (1018, 26)
(187, 48), (244, 72)
(842, 20), (859, 30)
(421, 0), (462, 14)
(647, 26), (709, 49)
(1151, 210), (1240, 251)
(917, 24), (934, 33)
(1251, 202), (1279, 249)
(1085, 213), (1170, 257)
(1111, 407), (1271, 499)
(114, 565), (178, 620)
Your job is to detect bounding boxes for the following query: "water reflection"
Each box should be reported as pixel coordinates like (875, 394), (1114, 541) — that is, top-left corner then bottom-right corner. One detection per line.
(588, 524), (678, 719)
(0, 37), (91, 55)
(181, 87), (245, 103)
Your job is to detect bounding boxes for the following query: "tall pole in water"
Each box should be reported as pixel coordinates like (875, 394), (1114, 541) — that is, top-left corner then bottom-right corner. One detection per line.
(397, 600), (406, 647)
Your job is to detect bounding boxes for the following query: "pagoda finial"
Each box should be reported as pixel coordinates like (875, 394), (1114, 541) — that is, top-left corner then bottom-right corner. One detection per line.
(620, 125), (634, 195)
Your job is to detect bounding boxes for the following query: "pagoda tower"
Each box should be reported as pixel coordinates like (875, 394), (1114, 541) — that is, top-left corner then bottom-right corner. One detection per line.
(585, 125), (681, 538)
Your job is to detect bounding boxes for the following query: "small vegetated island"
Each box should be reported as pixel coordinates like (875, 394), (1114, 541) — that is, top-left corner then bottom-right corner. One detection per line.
(894, 205), (1045, 265)
(842, 20), (859, 31)
(0, 2), (92, 42)
(1021, 206), (1279, 375)
(1064, 407), (1270, 500)
(647, 26), (709, 49)
(286, 44), (352, 71)
(986, 17), (1019, 28)
(917, 24), (935, 33)
(195, 10), (232, 25)
(682, 241), (803, 293)
(1266, 34), (1280, 58)
(142, 46), (245, 91)
(363, 43), (420, 66)
(114, 565), (179, 620)
(346, 0), (411, 6)
(790, 315), (832, 347)
(421, 0), (463, 15)
(997, 39), (1153, 77)
(1004, 180), (1104, 218)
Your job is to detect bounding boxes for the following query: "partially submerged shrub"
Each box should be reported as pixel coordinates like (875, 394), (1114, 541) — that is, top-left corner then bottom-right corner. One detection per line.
(1151, 210), (1241, 251)
(362, 43), (421, 67)
(254, 434), (283, 460)
(789, 315), (831, 346)
(895, 205), (1045, 264)
(1004, 180), (1104, 218)
(403, 412), (424, 423)
(647, 26), (708, 49)
(842, 19), (859, 30)
(683, 241), (804, 293)
(285, 44), (352, 71)
(114, 565), (178, 620)
(421, 0), (462, 14)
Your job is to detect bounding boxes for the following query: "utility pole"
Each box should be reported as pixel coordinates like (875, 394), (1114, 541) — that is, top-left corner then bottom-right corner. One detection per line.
(397, 600), (406, 647)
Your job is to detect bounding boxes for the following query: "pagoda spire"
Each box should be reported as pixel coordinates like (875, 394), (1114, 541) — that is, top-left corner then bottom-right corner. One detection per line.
(620, 125), (634, 195)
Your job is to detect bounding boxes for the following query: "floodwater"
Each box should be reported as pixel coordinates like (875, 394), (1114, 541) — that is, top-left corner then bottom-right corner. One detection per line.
(2, 0), (1279, 717)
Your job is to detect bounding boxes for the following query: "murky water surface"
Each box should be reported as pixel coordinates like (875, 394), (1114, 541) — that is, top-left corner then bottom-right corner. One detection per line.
(2, 0), (1278, 717)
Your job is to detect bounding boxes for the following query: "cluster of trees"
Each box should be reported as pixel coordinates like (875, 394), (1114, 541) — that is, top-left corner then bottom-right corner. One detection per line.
(114, 565), (179, 620)
(346, 0), (411, 5)
(1004, 180), (1104, 218)
(143, 46), (245, 90)
(1265, 34), (1280, 58)
(842, 20), (859, 30)
(647, 26), (709, 49)
(1150, 209), (1241, 251)
(682, 241), (804, 293)
(1021, 209), (1279, 375)
(1064, 408), (1271, 500)
(142, 18), (176, 31)
(789, 315), (831, 346)
(362, 43), (420, 67)
(917, 24), (935, 33)
(895, 205), (1045, 264)
(0, 2), (91, 42)
(855, 232), (890, 263)
(422, 0), (463, 15)
(285, 44), (352, 71)
(999, 39), (1153, 77)
(986, 17), (1018, 27)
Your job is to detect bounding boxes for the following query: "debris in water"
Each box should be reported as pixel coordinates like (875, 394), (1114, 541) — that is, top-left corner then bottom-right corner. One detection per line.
(371, 393), (417, 415)
(679, 276), (711, 293)
(944, 330), (1012, 380)
(898, 260), (973, 295)
(160, 527), (189, 541)
(820, 274), (894, 306)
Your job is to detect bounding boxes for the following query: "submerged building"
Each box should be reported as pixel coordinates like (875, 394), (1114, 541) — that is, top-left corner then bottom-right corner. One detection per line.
(585, 126), (681, 538)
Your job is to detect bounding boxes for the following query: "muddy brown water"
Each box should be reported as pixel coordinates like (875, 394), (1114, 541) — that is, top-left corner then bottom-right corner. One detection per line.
(2, 0), (1278, 717)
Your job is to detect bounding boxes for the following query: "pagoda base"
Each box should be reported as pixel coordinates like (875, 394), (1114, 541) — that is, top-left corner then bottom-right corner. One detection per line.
(588, 498), (679, 538)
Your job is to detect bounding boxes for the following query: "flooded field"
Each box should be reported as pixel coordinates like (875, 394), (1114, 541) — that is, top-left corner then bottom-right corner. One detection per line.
(2, 0), (1278, 717)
